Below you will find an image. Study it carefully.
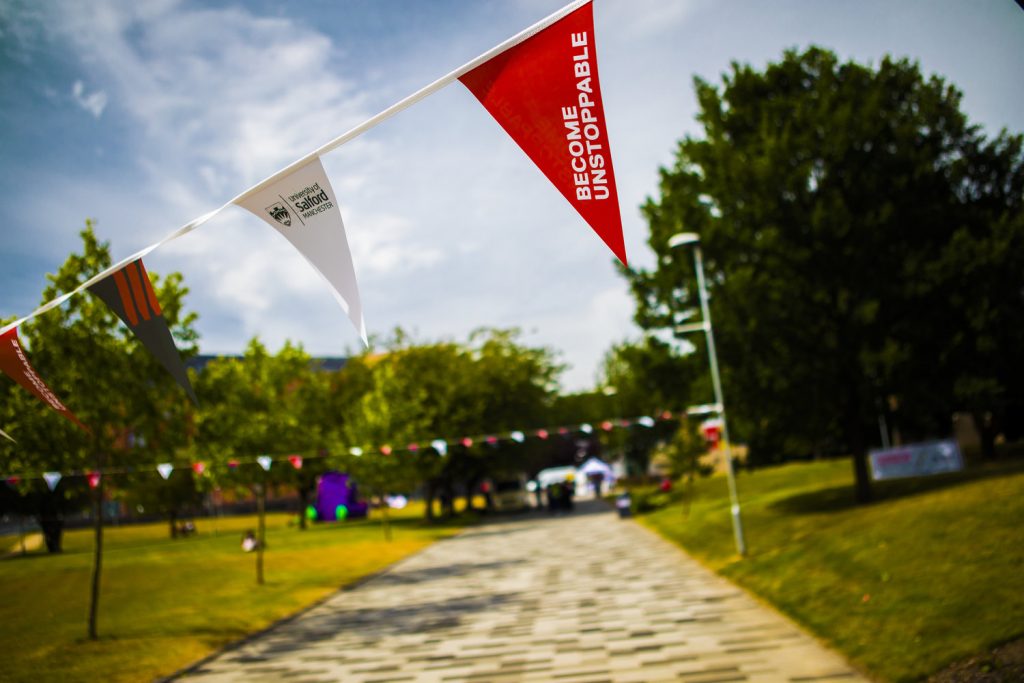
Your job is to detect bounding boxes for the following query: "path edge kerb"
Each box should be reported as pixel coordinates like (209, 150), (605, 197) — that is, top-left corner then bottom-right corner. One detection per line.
(155, 524), (475, 683)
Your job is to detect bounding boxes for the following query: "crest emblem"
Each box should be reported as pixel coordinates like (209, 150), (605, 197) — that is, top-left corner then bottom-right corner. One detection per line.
(266, 202), (292, 226)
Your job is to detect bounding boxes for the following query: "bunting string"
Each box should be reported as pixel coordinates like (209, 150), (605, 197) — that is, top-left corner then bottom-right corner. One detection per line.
(1, 408), (678, 485)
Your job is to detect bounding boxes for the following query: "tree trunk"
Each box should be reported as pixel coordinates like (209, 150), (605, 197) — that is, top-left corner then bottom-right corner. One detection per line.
(463, 477), (478, 513)
(380, 497), (392, 542)
(38, 495), (64, 553)
(848, 409), (873, 503)
(297, 486), (308, 530)
(424, 481), (436, 522)
(441, 483), (455, 518)
(256, 483), (266, 586)
(972, 411), (997, 460)
(87, 470), (104, 640)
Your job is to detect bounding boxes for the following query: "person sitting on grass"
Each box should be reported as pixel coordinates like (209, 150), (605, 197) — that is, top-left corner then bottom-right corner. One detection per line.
(241, 529), (260, 552)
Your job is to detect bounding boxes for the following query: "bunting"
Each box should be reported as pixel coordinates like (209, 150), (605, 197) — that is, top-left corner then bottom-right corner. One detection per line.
(459, 1), (625, 264)
(43, 471), (62, 491)
(236, 158), (366, 344)
(87, 258), (198, 404)
(0, 328), (88, 431)
(0, 409), (677, 484)
(0, 0), (626, 432)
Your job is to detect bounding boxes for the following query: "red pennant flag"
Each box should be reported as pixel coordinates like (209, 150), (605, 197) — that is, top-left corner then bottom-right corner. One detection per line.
(227, 459), (240, 469)
(380, 445), (393, 456)
(601, 420), (614, 431)
(460, 2), (626, 264)
(461, 437), (474, 448)
(288, 454), (303, 470)
(0, 328), (88, 431)
(536, 429), (549, 440)
(87, 471), (101, 489)
(192, 461), (206, 475)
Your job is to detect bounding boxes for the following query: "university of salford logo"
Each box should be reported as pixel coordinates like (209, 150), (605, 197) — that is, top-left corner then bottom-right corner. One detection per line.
(266, 202), (292, 227)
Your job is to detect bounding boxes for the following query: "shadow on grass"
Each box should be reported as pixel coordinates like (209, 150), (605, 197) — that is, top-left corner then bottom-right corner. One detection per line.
(770, 457), (1024, 515)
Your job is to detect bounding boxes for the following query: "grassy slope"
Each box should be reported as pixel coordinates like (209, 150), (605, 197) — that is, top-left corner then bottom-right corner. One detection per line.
(641, 458), (1024, 683)
(0, 505), (466, 683)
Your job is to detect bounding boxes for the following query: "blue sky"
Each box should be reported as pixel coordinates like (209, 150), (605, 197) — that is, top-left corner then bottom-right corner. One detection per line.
(1, 0), (1022, 390)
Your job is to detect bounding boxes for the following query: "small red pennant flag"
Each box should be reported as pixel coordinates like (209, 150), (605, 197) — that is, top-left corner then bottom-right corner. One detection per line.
(380, 445), (393, 456)
(0, 328), (88, 431)
(536, 429), (549, 440)
(192, 462), (206, 475)
(601, 420), (614, 431)
(288, 455), (303, 470)
(87, 471), (101, 489)
(460, 2), (626, 264)
(227, 459), (240, 469)
(461, 437), (473, 448)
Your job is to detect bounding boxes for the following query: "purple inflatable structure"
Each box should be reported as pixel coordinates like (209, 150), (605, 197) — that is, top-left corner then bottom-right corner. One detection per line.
(315, 472), (369, 521)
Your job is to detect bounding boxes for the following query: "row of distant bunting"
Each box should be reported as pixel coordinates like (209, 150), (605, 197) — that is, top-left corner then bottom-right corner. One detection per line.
(2, 412), (674, 489)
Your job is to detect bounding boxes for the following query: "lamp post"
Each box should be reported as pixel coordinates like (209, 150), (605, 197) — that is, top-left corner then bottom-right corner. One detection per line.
(668, 232), (747, 556)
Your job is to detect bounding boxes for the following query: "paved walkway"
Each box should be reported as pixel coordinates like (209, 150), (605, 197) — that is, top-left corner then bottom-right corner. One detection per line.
(178, 501), (867, 683)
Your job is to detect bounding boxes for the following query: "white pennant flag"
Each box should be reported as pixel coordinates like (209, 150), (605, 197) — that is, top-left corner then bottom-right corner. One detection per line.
(257, 455), (273, 471)
(638, 416), (655, 428)
(430, 439), (447, 456)
(236, 158), (366, 344)
(157, 463), (174, 480)
(0, 427), (14, 443)
(510, 431), (525, 443)
(43, 471), (62, 491)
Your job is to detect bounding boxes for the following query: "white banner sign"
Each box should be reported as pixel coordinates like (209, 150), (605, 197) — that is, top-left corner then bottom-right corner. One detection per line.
(869, 439), (964, 481)
(236, 157), (366, 344)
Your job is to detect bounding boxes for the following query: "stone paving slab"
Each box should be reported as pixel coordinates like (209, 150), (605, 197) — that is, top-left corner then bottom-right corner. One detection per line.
(175, 501), (868, 682)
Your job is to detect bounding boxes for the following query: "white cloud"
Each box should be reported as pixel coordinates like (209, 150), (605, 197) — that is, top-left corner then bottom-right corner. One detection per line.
(71, 80), (108, 118)
(599, 0), (705, 40)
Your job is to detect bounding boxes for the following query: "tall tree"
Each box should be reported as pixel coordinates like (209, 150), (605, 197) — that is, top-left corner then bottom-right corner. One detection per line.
(192, 338), (323, 580)
(596, 337), (695, 476)
(338, 328), (561, 521)
(623, 47), (1024, 502)
(0, 223), (198, 638)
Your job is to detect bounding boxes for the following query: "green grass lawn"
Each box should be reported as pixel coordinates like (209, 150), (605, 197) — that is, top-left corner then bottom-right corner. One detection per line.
(0, 504), (469, 683)
(639, 456), (1024, 682)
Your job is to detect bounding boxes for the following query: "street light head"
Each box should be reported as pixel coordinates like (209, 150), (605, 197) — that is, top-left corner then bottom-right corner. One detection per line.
(668, 232), (700, 249)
